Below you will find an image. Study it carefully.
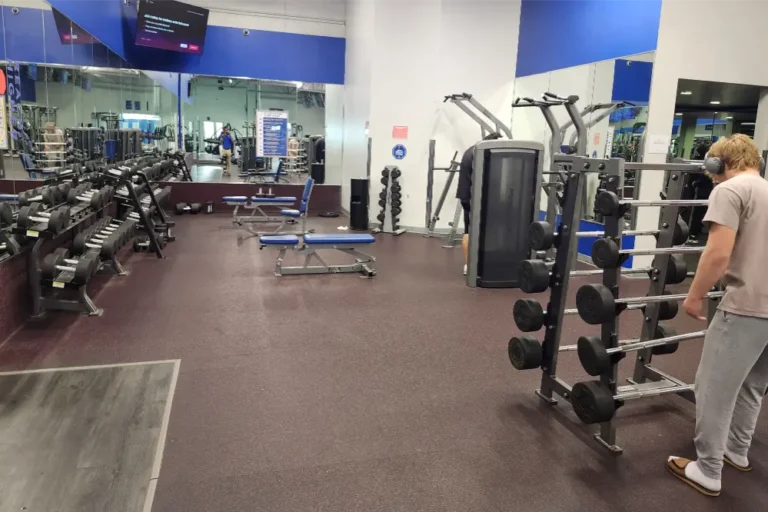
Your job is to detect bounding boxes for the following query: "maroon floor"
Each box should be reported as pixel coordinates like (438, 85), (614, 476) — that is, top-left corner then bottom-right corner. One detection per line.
(1, 215), (767, 511)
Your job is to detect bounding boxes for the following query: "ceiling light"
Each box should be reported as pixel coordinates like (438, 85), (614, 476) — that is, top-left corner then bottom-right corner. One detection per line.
(293, 81), (303, 89)
(228, 78), (233, 84)
(679, 90), (692, 95)
(710, 100), (721, 105)
(675, 113), (682, 116)
(726, 116), (733, 120)
(714, 112), (719, 114)
(742, 122), (756, 126)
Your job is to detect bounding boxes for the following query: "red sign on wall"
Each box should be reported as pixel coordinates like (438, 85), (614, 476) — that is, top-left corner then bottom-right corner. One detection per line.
(593, 133), (600, 146)
(392, 125), (408, 139)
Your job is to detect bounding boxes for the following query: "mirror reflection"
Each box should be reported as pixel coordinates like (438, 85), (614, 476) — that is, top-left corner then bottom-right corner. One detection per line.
(185, 76), (327, 183)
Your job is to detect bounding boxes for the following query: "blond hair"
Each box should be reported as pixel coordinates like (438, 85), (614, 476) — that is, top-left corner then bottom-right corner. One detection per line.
(708, 133), (761, 172)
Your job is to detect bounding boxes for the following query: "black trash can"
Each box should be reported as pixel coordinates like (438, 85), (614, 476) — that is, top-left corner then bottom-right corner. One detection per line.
(311, 163), (325, 184)
(350, 178), (369, 231)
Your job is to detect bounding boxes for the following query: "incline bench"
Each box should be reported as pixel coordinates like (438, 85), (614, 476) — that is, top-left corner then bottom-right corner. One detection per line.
(259, 233), (377, 278)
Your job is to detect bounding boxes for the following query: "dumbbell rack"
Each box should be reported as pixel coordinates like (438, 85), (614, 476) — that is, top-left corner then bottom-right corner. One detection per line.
(373, 166), (405, 236)
(572, 162), (719, 452)
(108, 167), (171, 258)
(519, 154), (598, 405)
(22, 195), (110, 318)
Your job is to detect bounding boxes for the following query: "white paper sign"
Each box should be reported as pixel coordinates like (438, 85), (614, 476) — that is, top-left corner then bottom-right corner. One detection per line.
(647, 134), (672, 154)
(603, 126), (615, 159)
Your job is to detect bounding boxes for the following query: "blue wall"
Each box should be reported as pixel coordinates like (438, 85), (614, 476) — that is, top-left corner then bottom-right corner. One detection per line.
(13, 2), (345, 85)
(517, 0), (662, 77)
(611, 59), (653, 104)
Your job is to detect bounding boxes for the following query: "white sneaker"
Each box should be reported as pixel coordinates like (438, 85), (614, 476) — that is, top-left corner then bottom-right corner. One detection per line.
(463, 264), (467, 276)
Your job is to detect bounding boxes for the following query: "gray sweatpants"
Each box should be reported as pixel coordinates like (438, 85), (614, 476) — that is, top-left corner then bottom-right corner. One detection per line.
(695, 309), (768, 479)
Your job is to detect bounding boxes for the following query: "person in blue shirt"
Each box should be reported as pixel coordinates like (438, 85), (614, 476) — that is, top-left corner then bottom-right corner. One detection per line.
(219, 126), (235, 176)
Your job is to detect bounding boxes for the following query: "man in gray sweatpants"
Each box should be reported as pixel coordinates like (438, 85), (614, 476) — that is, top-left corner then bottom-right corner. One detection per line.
(668, 134), (768, 496)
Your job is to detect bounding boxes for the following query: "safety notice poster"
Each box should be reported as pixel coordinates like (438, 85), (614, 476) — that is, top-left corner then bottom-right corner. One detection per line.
(256, 110), (288, 157)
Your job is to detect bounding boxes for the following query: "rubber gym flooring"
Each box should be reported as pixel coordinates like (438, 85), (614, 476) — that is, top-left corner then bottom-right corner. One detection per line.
(0, 215), (766, 511)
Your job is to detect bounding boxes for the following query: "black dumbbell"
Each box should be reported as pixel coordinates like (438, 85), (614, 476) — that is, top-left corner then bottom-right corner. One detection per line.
(41, 248), (99, 284)
(380, 177), (389, 186)
(189, 203), (202, 214)
(17, 203), (70, 234)
(107, 166), (131, 179)
(391, 200), (402, 209)
(378, 199), (387, 208)
(576, 325), (708, 377)
(19, 187), (56, 207)
(133, 234), (166, 252)
(73, 230), (120, 258)
(391, 184), (401, 194)
(391, 192), (402, 201)
(512, 295), (680, 334)
(391, 207), (402, 216)
(67, 187), (103, 208)
(529, 218), (690, 251)
(390, 169), (401, 179)
(376, 213), (385, 223)
(381, 169), (389, 178)
(575, 283), (722, 325)
(175, 203), (188, 215)
(518, 254), (690, 294)
(591, 237), (703, 269)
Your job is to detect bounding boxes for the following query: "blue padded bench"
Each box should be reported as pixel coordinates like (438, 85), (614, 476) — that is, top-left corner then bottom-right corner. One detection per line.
(223, 177), (314, 238)
(259, 232), (376, 278)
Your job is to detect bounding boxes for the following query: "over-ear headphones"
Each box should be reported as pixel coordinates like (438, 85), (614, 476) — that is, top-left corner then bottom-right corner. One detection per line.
(704, 155), (766, 175)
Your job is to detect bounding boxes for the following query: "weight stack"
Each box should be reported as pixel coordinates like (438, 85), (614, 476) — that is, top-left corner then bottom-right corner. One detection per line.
(350, 178), (369, 231)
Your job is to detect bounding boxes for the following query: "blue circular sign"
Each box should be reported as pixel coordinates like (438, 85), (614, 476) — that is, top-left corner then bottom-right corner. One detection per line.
(392, 144), (407, 160)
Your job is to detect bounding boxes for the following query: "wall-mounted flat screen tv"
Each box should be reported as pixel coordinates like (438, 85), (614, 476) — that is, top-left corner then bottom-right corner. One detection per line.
(135, 0), (209, 55)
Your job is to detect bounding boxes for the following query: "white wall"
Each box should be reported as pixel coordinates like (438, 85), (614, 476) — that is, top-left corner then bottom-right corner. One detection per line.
(324, 84), (344, 185)
(340, 0), (374, 210)
(639, 0), (768, 267)
(360, 0), (521, 230)
(185, 0), (345, 37)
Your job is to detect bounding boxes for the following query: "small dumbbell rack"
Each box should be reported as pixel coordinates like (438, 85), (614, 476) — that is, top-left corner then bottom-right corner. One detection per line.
(373, 166), (406, 236)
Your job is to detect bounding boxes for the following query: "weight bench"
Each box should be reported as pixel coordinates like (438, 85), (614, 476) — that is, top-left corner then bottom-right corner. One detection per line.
(223, 177), (315, 237)
(259, 233), (377, 278)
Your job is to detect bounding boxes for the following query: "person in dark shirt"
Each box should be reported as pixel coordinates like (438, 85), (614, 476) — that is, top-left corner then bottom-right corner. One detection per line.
(457, 132), (502, 275)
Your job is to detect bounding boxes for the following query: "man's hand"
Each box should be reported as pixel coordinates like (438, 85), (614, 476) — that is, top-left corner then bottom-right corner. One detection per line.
(683, 296), (706, 321)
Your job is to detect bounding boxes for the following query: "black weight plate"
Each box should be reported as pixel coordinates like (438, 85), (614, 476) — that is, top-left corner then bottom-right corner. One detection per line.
(651, 325), (679, 355)
(673, 217), (690, 245)
(594, 190), (620, 216)
(513, 298), (545, 332)
(576, 284), (616, 325)
(529, 221), (556, 251)
(518, 259), (550, 294)
(591, 238), (620, 269)
(508, 336), (542, 370)
(571, 381), (616, 425)
(47, 209), (63, 234)
(41, 253), (61, 279)
(0, 203), (14, 226)
(577, 335), (610, 376)
(658, 296), (679, 321)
